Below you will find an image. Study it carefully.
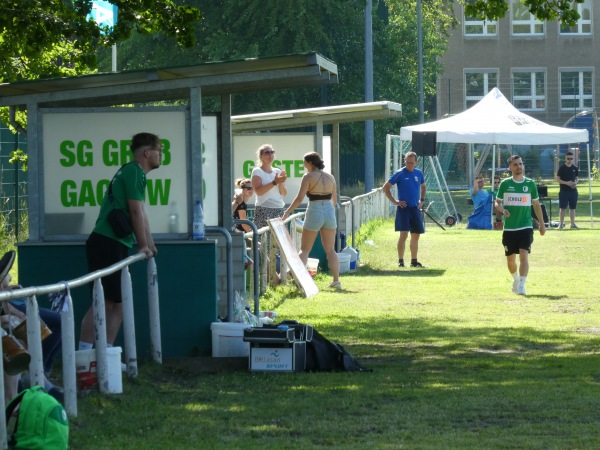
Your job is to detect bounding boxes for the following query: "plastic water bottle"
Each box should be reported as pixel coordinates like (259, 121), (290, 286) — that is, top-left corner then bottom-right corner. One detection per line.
(168, 201), (179, 233)
(192, 200), (205, 240)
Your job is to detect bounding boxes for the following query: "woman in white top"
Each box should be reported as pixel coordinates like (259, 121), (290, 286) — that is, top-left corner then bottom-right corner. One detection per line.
(251, 144), (287, 229)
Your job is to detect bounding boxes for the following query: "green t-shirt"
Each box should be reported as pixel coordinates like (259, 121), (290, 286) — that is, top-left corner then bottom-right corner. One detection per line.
(497, 177), (539, 231)
(93, 162), (146, 247)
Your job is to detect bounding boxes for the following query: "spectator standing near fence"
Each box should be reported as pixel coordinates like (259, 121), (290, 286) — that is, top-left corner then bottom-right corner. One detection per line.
(282, 152), (341, 290)
(251, 144), (287, 229)
(78, 133), (161, 351)
(382, 151), (427, 268)
(555, 151), (579, 229)
(495, 155), (545, 296)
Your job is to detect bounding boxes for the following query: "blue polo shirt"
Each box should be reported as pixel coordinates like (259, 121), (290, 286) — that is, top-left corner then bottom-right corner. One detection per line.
(388, 167), (424, 207)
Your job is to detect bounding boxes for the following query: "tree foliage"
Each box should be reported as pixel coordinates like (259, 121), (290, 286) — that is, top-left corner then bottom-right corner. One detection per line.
(0, 0), (201, 82)
(461, 0), (585, 25)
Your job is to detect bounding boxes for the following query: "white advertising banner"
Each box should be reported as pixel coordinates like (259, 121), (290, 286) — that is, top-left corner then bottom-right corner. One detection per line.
(232, 134), (331, 206)
(42, 110), (218, 235)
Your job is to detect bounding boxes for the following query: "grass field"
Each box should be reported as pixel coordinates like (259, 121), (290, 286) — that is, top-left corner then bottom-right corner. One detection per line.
(69, 211), (600, 449)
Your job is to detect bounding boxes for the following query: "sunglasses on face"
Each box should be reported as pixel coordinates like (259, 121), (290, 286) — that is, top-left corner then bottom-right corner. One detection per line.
(262, 150), (275, 155)
(242, 186), (253, 190)
(566, 158), (573, 160)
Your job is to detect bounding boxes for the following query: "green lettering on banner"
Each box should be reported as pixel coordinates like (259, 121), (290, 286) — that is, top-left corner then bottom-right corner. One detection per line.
(102, 140), (121, 166)
(78, 180), (96, 206)
(243, 161), (255, 178)
(60, 179), (111, 207)
(77, 141), (94, 166)
(59, 141), (76, 167)
(161, 140), (171, 165)
(146, 179), (171, 206)
(292, 160), (304, 177)
(60, 180), (78, 206)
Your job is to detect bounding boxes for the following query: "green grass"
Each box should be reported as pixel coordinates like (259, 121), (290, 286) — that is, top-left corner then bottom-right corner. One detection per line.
(69, 217), (600, 449)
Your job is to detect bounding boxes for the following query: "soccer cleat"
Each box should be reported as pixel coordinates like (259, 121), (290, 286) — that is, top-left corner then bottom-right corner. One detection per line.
(410, 261), (425, 268)
(559, 223), (566, 229)
(511, 280), (519, 294)
(570, 224), (579, 229)
(517, 285), (526, 296)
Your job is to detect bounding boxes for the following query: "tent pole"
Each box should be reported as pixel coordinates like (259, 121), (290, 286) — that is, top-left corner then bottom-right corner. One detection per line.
(587, 143), (593, 227)
(491, 144), (496, 224)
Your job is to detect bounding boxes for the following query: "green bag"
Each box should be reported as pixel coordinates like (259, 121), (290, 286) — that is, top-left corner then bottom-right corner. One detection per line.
(6, 386), (69, 450)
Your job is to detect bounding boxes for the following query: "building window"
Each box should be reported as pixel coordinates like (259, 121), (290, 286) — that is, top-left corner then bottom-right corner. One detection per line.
(560, 0), (592, 35)
(511, 1), (544, 35)
(464, 15), (497, 36)
(512, 70), (545, 111)
(560, 69), (593, 111)
(465, 70), (497, 108)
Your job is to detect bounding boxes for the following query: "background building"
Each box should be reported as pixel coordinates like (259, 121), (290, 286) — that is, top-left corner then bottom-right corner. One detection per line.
(436, 0), (598, 178)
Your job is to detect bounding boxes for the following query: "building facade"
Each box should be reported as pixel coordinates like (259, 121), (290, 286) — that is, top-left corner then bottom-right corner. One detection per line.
(437, 0), (597, 130)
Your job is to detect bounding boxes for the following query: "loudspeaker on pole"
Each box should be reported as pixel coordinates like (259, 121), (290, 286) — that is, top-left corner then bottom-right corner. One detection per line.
(412, 131), (437, 157)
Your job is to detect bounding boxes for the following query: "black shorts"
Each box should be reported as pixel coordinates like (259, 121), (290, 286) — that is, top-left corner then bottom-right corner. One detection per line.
(558, 190), (578, 209)
(86, 232), (129, 303)
(502, 228), (534, 257)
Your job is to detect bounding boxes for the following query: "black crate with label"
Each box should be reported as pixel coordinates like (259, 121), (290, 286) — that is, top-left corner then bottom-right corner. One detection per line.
(243, 326), (307, 372)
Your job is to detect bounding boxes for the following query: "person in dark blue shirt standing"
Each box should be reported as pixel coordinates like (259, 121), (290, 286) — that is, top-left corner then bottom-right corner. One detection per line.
(555, 151), (579, 229)
(383, 151), (427, 268)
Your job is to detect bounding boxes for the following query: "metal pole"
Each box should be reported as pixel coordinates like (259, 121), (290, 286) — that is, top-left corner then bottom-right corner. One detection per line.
(365, 0), (374, 192)
(26, 295), (45, 389)
(121, 266), (139, 375)
(147, 258), (161, 364)
(417, 0), (424, 123)
(92, 280), (109, 394)
(61, 293), (77, 417)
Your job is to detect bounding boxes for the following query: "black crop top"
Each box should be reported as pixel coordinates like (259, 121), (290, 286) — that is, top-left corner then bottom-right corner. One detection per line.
(306, 192), (332, 201)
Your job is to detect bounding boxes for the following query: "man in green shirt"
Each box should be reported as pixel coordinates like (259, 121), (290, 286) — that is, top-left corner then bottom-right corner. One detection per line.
(495, 155), (546, 296)
(78, 132), (162, 351)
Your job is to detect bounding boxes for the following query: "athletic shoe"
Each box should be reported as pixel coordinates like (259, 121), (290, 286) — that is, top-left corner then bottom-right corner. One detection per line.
(570, 224), (579, 229)
(517, 285), (526, 296)
(410, 261), (425, 268)
(328, 281), (342, 290)
(511, 280), (519, 294)
(398, 261), (405, 268)
(559, 223), (566, 229)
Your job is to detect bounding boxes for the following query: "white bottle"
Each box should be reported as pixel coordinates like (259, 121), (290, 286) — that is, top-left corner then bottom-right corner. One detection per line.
(168, 201), (179, 233)
(192, 200), (205, 240)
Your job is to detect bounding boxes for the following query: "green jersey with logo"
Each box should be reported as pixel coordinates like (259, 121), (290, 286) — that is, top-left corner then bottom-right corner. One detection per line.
(497, 177), (539, 231)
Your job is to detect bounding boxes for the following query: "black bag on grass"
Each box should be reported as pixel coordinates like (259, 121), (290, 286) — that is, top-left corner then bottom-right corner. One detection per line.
(279, 320), (370, 372)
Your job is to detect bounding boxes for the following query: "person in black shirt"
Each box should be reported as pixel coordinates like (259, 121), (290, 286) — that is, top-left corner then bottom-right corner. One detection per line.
(555, 151), (579, 229)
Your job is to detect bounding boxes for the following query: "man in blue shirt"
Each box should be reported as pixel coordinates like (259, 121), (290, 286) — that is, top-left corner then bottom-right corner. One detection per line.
(383, 151), (427, 268)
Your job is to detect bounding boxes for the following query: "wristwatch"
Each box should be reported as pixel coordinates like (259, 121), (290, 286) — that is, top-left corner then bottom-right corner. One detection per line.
(272, 180), (277, 186)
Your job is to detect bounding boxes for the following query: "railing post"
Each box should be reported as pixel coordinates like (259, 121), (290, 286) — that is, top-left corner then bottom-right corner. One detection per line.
(0, 323), (7, 450)
(92, 279), (109, 394)
(26, 295), (45, 389)
(147, 258), (162, 363)
(121, 266), (138, 376)
(62, 292), (77, 417)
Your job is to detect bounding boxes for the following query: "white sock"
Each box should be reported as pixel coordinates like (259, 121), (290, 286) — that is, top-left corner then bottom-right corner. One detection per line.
(519, 276), (527, 287)
(78, 341), (93, 351)
(512, 272), (519, 282)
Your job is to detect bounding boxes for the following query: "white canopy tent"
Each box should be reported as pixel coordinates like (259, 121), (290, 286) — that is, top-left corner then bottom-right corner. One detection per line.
(399, 88), (593, 225)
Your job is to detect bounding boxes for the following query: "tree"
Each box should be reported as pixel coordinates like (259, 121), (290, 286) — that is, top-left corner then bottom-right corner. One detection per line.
(461, 0), (585, 25)
(0, 0), (202, 82)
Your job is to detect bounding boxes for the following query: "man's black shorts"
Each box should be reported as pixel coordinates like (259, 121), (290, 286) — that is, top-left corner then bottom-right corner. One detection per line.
(86, 232), (129, 303)
(558, 190), (578, 209)
(502, 228), (533, 257)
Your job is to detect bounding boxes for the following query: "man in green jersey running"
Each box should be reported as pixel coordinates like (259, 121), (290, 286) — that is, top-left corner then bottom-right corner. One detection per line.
(495, 155), (546, 296)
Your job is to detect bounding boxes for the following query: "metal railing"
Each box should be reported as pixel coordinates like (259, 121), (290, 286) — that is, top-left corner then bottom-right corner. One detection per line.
(0, 253), (160, 448)
(240, 188), (388, 310)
